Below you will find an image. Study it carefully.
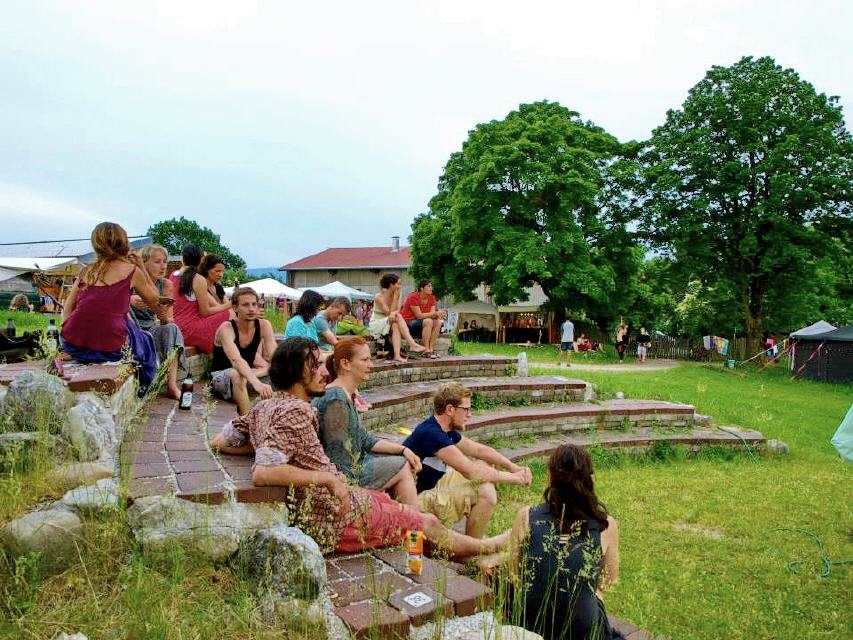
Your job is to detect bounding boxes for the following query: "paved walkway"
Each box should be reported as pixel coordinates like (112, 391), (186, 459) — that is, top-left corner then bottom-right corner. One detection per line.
(534, 359), (680, 372)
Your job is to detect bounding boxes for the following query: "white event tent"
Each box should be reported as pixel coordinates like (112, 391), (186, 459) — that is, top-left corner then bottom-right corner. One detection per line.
(224, 278), (302, 300)
(299, 281), (373, 301)
(0, 257), (78, 283)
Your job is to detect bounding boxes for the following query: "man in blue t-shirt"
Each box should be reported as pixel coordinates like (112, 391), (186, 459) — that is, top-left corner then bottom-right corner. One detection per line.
(403, 382), (532, 538)
(311, 297), (350, 352)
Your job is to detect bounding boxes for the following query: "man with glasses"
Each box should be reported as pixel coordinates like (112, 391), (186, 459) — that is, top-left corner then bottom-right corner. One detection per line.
(403, 382), (532, 538)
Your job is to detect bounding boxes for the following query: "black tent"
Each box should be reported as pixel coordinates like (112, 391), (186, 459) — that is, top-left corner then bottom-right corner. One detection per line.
(791, 324), (853, 383)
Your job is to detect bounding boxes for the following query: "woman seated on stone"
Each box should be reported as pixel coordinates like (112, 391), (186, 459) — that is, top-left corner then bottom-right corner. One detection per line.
(505, 444), (621, 640)
(8, 294), (34, 313)
(284, 289), (323, 343)
(61, 222), (166, 388)
(170, 245), (232, 354)
(130, 244), (187, 399)
(368, 273), (426, 363)
(313, 337), (421, 506)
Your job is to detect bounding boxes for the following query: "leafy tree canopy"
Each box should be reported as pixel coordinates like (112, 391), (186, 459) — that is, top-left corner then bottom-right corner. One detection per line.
(411, 101), (639, 327)
(147, 216), (246, 272)
(621, 56), (852, 346)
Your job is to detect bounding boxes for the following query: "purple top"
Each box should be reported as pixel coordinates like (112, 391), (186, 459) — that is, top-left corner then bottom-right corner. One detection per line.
(61, 271), (133, 352)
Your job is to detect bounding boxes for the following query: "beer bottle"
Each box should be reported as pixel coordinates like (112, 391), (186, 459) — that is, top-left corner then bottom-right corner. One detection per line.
(46, 317), (59, 351)
(5, 318), (15, 338)
(178, 378), (193, 410)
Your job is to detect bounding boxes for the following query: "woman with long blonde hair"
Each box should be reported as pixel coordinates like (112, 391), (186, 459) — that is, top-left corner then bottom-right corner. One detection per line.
(130, 244), (187, 398)
(61, 222), (167, 387)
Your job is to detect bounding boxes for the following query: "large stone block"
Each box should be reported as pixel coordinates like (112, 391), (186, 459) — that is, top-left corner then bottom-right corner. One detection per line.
(127, 495), (288, 562)
(45, 461), (114, 491)
(62, 478), (121, 516)
(5, 370), (73, 432)
(239, 524), (327, 601)
(64, 394), (117, 462)
(0, 506), (84, 575)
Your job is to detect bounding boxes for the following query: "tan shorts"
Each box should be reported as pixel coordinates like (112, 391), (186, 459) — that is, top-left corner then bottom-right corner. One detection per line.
(416, 467), (481, 527)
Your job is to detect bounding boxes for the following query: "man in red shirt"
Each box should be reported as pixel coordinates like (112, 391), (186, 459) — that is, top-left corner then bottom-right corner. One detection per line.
(401, 279), (446, 358)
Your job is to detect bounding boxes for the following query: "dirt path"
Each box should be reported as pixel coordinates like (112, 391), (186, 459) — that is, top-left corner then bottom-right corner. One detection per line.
(532, 359), (680, 372)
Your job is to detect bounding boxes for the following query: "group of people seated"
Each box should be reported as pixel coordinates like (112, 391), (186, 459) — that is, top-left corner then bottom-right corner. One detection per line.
(56, 221), (622, 639)
(209, 337), (622, 640)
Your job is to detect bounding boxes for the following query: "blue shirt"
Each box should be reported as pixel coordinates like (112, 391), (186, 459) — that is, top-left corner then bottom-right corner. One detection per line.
(312, 313), (337, 351)
(285, 315), (319, 343)
(402, 416), (462, 492)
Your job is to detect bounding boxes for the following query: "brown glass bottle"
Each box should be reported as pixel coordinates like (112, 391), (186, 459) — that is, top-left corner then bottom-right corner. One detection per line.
(178, 378), (193, 410)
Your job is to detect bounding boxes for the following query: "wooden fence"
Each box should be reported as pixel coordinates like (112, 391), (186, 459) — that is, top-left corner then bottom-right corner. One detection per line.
(624, 336), (750, 362)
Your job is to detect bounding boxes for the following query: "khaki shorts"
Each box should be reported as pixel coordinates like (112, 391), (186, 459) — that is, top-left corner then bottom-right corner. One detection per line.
(417, 467), (480, 527)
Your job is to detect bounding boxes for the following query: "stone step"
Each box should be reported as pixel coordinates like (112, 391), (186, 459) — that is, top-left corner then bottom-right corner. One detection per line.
(360, 355), (516, 390)
(361, 376), (592, 431)
(382, 399), (698, 442)
(495, 426), (765, 461)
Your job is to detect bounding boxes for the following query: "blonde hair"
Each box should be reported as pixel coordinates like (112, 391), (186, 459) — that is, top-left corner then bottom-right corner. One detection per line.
(433, 381), (472, 414)
(139, 244), (168, 263)
(9, 294), (30, 310)
(83, 222), (131, 286)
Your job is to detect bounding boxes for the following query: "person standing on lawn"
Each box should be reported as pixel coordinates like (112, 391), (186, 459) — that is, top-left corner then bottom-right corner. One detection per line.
(557, 315), (575, 367)
(636, 326), (651, 364)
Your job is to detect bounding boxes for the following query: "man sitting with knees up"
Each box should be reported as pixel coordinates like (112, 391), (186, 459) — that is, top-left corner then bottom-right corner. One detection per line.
(210, 337), (510, 557)
(403, 382), (533, 538)
(210, 287), (277, 415)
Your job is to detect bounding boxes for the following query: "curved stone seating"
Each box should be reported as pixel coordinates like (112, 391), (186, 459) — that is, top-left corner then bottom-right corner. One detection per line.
(360, 355), (515, 390)
(360, 375), (591, 431)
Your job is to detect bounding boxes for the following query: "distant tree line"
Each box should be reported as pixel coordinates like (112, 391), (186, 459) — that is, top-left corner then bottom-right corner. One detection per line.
(410, 56), (852, 351)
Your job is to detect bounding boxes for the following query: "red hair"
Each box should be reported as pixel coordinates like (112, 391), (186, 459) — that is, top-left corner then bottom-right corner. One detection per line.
(328, 336), (368, 380)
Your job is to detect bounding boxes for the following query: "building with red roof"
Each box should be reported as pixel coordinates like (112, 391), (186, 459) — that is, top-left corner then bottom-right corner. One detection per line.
(280, 236), (414, 295)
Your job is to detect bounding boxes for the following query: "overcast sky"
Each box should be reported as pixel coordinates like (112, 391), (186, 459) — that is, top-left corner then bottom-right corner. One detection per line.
(1, 1), (850, 267)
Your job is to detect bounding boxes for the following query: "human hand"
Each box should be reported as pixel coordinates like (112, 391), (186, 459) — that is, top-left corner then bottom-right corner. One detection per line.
(511, 467), (533, 486)
(402, 447), (422, 473)
(130, 294), (147, 310)
(252, 380), (274, 399)
(328, 478), (351, 516)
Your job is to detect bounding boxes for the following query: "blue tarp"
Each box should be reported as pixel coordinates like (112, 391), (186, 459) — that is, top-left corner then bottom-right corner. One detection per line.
(830, 403), (853, 463)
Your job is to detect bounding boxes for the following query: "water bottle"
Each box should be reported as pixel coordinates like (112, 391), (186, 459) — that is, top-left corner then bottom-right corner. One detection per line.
(405, 529), (424, 576)
(179, 378), (193, 410)
(5, 318), (15, 338)
(46, 317), (59, 351)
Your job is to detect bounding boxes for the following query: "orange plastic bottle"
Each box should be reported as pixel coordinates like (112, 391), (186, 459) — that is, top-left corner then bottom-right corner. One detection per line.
(405, 529), (425, 576)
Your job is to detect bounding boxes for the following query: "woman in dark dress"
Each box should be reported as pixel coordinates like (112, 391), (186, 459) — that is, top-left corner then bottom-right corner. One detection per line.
(507, 444), (621, 640)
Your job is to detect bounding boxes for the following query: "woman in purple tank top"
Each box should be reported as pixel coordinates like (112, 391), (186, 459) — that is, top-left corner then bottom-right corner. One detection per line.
(61, 223), (169, 388)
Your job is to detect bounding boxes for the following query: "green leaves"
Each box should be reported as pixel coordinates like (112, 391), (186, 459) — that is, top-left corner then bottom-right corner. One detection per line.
(147, 217), (247, 272)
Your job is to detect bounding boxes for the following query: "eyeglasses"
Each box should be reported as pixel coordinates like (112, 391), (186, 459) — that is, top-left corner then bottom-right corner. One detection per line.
(452, 404), (472, 415)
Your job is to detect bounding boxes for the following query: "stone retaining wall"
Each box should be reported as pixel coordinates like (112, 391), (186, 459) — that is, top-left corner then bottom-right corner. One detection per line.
(360, 359), (515, 390)
(362, 386), (585, 430)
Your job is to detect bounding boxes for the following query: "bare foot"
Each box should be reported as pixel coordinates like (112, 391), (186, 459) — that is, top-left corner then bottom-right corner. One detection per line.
(409, 343), (428, 353)
(391, 357), (408, 364)
(166, 382), (181, 400)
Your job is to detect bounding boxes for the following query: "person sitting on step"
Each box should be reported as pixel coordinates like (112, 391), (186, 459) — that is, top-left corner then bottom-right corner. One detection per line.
(60, 222), (167, 389)
(368, 273), (426, 363)
(402, 382), (533, 538)
(401, 278), (446, 358)
(314, 336), (421, 507)
(210, 337), (510, 557)
(312, 296), (350, 352)
(210, 287), (277, 416)
(284, 289), (323, 344)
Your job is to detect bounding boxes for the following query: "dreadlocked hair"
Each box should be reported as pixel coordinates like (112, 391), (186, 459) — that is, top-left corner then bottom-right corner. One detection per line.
(544, 444), (609, 534)
(83, 222), (131, 287)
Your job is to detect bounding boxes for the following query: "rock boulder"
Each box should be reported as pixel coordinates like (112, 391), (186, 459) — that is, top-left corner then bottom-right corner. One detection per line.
(0, 506), (83, 575)
(4, 370), (73, 432)
(64, 395), (117, 461)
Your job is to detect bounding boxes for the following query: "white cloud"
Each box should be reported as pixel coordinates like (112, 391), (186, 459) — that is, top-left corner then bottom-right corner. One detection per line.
(0, 182), (112, 239)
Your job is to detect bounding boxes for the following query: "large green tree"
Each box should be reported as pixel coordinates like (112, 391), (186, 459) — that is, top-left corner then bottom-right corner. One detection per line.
(147, 217), (246, 283)
(626, 56), (852, 349)
(410, 101), (638, 327)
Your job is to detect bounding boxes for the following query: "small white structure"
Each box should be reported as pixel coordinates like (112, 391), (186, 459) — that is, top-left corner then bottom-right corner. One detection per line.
(225, 278), (302, 300)
(298, 280), (373, 301)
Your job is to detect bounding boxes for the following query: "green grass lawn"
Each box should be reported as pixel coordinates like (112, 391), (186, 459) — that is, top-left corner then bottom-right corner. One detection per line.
(490, 364), (853, 639)
(455, 339), (623, 363)
(0, 311), (51, 337)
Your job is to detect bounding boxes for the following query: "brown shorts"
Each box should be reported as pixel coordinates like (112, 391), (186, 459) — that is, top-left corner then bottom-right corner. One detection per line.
(416, 467), (480, 527)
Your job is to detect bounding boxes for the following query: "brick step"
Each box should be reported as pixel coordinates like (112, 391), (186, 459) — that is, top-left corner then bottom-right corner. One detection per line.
(360, 355), (516, 390)
(496, 426), (765, 461)
(0, 359), (130, 393)
(361, 376), (592, 431)
(377, 399), (697, 442)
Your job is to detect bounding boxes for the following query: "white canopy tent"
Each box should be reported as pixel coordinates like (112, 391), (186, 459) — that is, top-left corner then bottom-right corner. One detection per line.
(225, 278), (302, 300)
(299, 281), (373, 301)
(790, 320), (837, 337)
